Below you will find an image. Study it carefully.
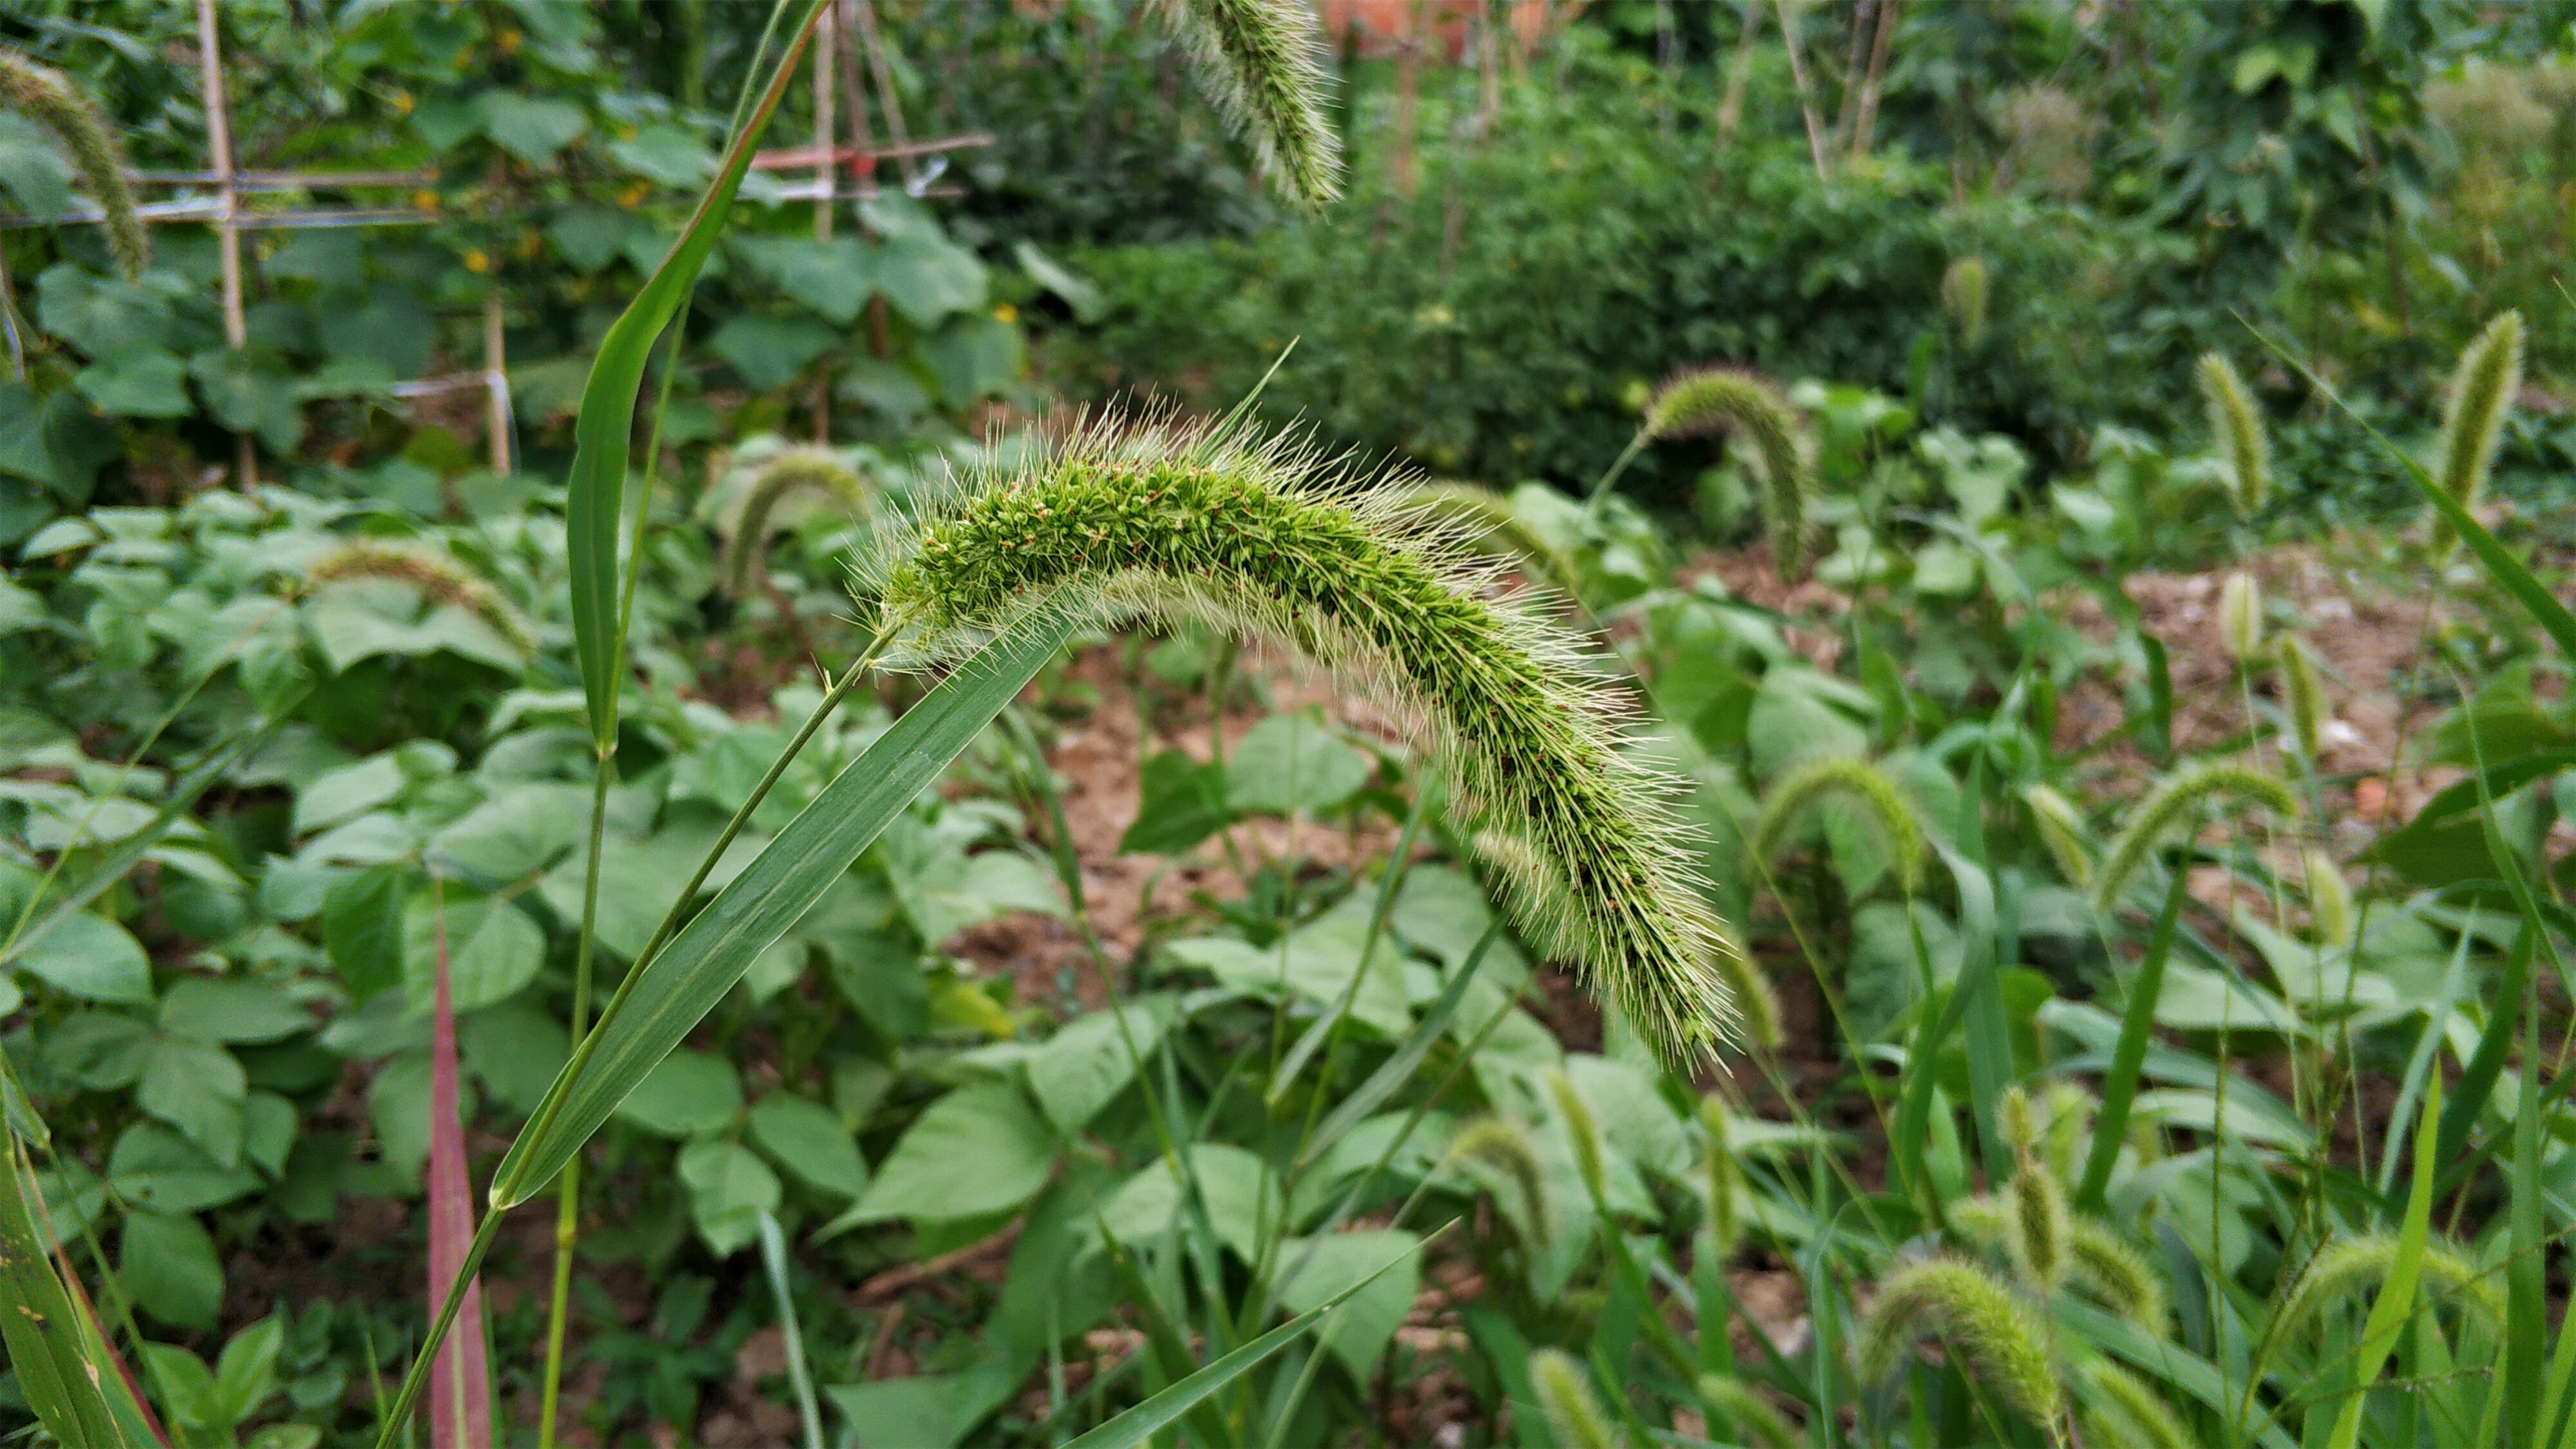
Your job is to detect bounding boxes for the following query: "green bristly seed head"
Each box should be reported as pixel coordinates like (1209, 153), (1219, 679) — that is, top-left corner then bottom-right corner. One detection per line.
(307, 541), (533, 653)
(2037, 1081), (2092, 1183)
(2434, 309), (2524, 529)
(1700, 1097), (1739, 1256)
(1942, 256), (1991, 346)
(2068, 1219), (2165, 1335)
(874, 415), (1746, 1061)
(2004, 1158), (2070, 1294)
(1529, 1349), (1622, 1449)
(1696, 1374), (1799, 1449)
(2277, 634), (2328, 761)
(1858, 1257), (2062, 1426)
(2000, 1084), (2040, 1155)
(1640, 366), (1815, 580)
(2093, 764), (2298, 915)
(1541, 1067), (1608, 1205)
(2196, 352), (2270, 519)
(0, 47), (148, 281)
(2219, 570), (2261, 662)
(1445, 1116), (1550, 1248)
(1155, 0), (1342, 209)
(2022, 783), (2092, 889)
(2274, 1233), (2504, 1339)
(1394, 480), (1584, 602)
(2305, 848), (2351, 945)
(1751, 755), (1926, 893)
(719, 445), (873, 598)
(2080, 1359), (2193, 1449)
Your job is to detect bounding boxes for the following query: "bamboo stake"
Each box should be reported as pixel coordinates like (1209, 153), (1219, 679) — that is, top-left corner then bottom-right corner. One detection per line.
(1717, 0), (1764, 146)
(194, 0), (254, 489)
(812, 3), (834, 442)
(850, 0), (916, 190)
(1834, 0), (1875, 150)
(1850, 0), (1901, 159)
(1392, 0), (1421, 199)
(1775, 0), (1832, 182)
(482, 289), (508, 474)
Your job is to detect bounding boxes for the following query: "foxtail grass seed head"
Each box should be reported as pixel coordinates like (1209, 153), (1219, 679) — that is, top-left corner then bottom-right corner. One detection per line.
(1639, 366), (1815, 580)
(2196, 352), (2270, 519)
(2004, 1160), (2071, 1294)
(1751, 755), (1926, 892)
(1445, 1116), (1550, 1248)
(2001, 1084), (2040, 1156)
(2080, 1360), (2193, 1449)
(1154, 0), (1342, 208)
(2277, 634), (2328, 761)
(1941, 256), (1991, 347)
(307, 540), (533, 653)
(2022, 783), (2092, 889)
(1541, 1067), (1608, 1206)
(719, 446), (872, 598)
(2274, 1233), (2504, 1338)
(2037, 1083), (2093, 1183)
(1696, 1375), (1800, 1449)
(2068, 1219), (2165, 1336)
(2434, 309), (2524, 528)
(873, 412), (1746, 1061)
(2304, 848), (2351, 945)
(2093, 764), (2298, 915)
(1529, 1349), (1622, 1449)
(0, 48), (146, 280)
(1700, 1098), (1740, 1256)
(1394, 480), (1584, 601)
(1858, 1258), (2063, 1426)
(2218, 570), (2261, 661)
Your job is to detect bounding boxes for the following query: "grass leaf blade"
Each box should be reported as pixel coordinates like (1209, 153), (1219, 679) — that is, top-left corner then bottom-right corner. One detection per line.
(2077, 868), (2188, 1213)
(491, 614), (1076, 1208)
(2329, 1068), (2439, 1449)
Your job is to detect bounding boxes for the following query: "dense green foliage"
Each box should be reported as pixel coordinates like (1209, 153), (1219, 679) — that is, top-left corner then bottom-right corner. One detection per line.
(0, 3), (2573, 1448)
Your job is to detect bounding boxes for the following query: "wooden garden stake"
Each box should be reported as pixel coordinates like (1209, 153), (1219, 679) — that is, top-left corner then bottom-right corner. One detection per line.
(1718, 0), (1764, 144)
(194, 0), (254, 488)
(1775, 0), (1832, 181)
(1850, 0), (1902, 158)
(812, 3), (835, 441)
(483, 289), (509, 474)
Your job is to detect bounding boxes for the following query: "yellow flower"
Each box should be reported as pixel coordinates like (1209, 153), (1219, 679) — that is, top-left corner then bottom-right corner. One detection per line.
(390, 89), (414, 116)
(496, 27), (523, 54)
(992, 303), (1018, 324)
(411, 189), (440, 212)
(617, 181), (649, 209)
(516, 229), (543, 260)
(462, 248), (491, 273)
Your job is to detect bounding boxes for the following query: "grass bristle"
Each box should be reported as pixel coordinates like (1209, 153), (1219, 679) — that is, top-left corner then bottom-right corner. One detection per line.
(1529, 1349), (1623, 1449)
(2433, 309), (2524, 529)
(1639, 366), (1815, 580)
(2196, 352), (2270, 519)
(307, 540), (533, 653)
(1858, 1257), (2063, 1426)
(1445, 1116), (1551, 1248)
(873, 412), (1746, 1061)
(2092, 763), (2298, 915)
(2274, 1233), (2504, 1338)
(718, 445), (874, 598)
(1749, 755), (1926, 893)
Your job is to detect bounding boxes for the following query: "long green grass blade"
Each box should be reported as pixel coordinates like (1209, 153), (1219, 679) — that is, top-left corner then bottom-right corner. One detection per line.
(2505, 976), (2546, 1444)
(1298, 919), (1502, 1165)
(757, 1213), (826, 1449)
(2248, 324), (2576, 660)
(491, 614), (1077, 1208)
(2078, 868), (2189, 1212)
(1060, 1231), (1436, 1449)
(2329, 1070), (2440, 1449)
(565, 0), (825, 747)
(0, 1138), (150, 1448)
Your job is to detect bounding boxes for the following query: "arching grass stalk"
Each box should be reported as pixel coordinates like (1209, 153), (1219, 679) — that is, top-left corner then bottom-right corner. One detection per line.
(307, 540), (535, 652)
(872, 412), (1748, 1059)
(2091, 764), (2298, 917)
(1749, 755), (1926, 892)
(1592, 366), (1815, 578)
(2021, 783), (2091, 888)
(2080, 1360), (2195, 1449)
(0, 47), (146, 278)
(2271, 1233), (2504, 1338)
(2196, 352), (2269, 519)
(1445, 1116), (1551, 1248)
(1153, 0), (1342, 208)
(719, 445), (873, 597)
(2432, 309), (2524, 545)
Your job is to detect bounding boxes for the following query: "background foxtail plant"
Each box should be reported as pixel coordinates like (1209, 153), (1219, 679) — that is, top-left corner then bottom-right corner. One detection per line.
(1153, 0), (1342, 208)
(0, 46), (146, 280)
(2197, 351), (2271, 519)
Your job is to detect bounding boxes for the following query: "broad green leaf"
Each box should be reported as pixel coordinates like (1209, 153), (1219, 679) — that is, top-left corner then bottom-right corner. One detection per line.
(121, 1208), (223, 1329)
(748, 1092), (867, 1200)
(14, 910), (153, 1003)
(321, 864), (411, 1003)
(458, 1003), (570, 1118)
(491, 614), (1074, 1209)
(844, 1080), (1055, 1226)
(677, 1140), (780, 1255)
(1274, 1228), (1420, 1377)
(106, 1121), (258, 1213)
(139, 1034), (246, 1165)
(1098, 1143), (1281, 1261)
(159, 978), (310, 1044)
(76, 347), (192, 418)
(476, 92), (589, 166)
(1025, 998), (1174, 1136)
(1227, 713), (1372, 816)
(709, 313), (838, 392)
(612, 1050), (742, 1139)
(1118, 748), (1229, 856)
(401, 894), (543, 1015)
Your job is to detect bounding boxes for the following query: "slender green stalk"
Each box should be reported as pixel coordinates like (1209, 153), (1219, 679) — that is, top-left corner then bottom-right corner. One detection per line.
(533, 749), (614, 1449)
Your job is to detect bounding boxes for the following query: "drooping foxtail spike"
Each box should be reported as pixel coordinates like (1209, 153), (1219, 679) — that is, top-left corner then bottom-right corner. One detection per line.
(1153, 0), (1343, 209)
